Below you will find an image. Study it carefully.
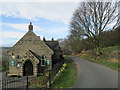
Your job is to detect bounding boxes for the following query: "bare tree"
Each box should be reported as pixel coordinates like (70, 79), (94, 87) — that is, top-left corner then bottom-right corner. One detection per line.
(70, 1), (119, 55)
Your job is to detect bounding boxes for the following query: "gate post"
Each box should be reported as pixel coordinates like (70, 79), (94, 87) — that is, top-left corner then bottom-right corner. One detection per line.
(26, 69), (28, 90)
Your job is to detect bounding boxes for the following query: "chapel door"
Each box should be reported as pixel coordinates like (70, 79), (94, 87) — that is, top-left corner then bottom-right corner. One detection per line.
(23, 60), (33, 76)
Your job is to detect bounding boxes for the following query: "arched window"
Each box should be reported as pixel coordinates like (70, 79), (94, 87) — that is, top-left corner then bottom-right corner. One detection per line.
(41, 55), (46, 66)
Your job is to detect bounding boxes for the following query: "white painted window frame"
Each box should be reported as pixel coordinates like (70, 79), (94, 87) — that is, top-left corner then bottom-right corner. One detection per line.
(41, 56), (46, 66)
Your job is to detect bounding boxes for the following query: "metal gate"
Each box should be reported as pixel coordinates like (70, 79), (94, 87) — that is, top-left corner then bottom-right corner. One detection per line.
(1, 76), (34, 90)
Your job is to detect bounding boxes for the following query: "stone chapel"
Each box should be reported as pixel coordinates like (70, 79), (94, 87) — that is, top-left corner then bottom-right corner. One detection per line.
(7, 22), (62, 76)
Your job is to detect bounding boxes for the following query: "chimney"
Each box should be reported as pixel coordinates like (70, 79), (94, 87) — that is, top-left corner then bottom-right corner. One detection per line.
(28, 22), (33, 31)
(43, 37), (46, 42)
(52, 37), (54, 41)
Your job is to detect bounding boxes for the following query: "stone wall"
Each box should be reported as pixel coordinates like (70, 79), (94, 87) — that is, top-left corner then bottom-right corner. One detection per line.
(8, 50), (52, 76)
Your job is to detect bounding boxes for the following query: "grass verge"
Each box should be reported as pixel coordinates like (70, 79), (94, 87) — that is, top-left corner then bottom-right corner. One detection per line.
(80, 56), (120, 71)
(30, 76), (47, 88)
(79, 45), (120, 71)
(51, 61), (77, 88)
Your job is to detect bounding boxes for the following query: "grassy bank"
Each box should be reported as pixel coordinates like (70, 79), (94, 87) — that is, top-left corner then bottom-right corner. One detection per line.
(51, 58), (77, 88)
(80, 56), (119, 71)
(78, 45), (120, 71)
(30, 76), (47, 88)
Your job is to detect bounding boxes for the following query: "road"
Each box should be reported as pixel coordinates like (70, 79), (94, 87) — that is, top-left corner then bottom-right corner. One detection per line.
(70, 56), (119, 88)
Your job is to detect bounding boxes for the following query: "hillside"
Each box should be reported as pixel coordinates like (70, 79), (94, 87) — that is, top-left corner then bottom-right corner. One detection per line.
(0, 47), (11, 61)
(78, 45), (120, 71)
(0, 47), (11, 71)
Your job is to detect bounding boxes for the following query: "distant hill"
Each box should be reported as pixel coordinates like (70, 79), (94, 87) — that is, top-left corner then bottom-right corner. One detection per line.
(0, 47), (11, 61)
(0, 47), (11, 49)
(0, 47), (11, 71)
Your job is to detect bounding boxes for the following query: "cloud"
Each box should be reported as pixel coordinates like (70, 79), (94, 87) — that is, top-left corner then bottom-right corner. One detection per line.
(1, 0), (84, 2)
(1, 31), (44, 39)
(0, 31), (44, 47)
(0, 31), (25, 39)
(4, 23), (44, 31)
(1, 39), (18, 47)
(2, 22), (68, 39)
(1, 0), (117, 2)
(106, 18), (117, 30)
(47, 27), (68, 34)
(1, 2), (79, 24)
(106, 22), (116, 29)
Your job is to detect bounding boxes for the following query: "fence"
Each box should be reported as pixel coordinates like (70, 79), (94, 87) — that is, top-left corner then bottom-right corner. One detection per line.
(51, 61), (63, 81)
(1, 76), (35, 90)
(0, 61), (64, 90)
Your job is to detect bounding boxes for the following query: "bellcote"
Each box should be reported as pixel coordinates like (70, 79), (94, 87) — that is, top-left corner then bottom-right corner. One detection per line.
(43, 37), (46, 42)
(28, 22), (33, 31)
(52, 37), (54, 41)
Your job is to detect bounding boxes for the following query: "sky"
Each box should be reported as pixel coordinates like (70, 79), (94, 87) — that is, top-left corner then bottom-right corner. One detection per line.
(0, 0), (118, 47)
(0, 2), (80, 47)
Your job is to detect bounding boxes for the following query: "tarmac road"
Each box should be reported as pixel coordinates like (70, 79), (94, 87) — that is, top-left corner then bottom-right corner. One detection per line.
(70, 56), (119, 88)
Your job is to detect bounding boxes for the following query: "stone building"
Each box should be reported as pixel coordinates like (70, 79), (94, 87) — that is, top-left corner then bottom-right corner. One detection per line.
(7, 22), (62, 76)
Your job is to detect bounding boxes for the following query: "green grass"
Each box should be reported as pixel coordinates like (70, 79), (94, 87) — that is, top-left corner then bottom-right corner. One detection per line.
(103, 45), (119, 51)
(0, 67), (9, 71)
(30, 76), (47, 88)
(79, 45), (120, 72)
(51, 62), (77, 88)
(30, 59), (77, 88)
(102, 45), (120, 55)
(80, 56), (119, 71)
(63, 55), (69, 59)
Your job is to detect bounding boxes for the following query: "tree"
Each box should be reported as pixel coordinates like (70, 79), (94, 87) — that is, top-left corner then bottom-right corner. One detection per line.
(100, 26), (120, 47)
(70, 2), (119, 55)
(67, 35), (82, 54)
(58, 38), (72, 55)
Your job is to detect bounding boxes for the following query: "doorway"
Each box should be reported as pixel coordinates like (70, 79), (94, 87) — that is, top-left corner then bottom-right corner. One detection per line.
(23, 60), (33, 76)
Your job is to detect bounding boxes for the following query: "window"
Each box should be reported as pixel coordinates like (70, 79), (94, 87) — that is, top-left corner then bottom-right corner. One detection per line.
(10, 60), (14, 66)
(41, 55), (46, 66)
(16, 55), (19, 59)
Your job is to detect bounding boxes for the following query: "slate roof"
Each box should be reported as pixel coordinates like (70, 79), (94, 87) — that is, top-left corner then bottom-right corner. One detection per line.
(44, 41), (61, 52)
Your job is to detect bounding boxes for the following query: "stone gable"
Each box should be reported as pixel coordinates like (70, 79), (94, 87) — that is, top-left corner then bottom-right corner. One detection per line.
(7, 23), (54, 76)
(8, 30), (53, 57)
